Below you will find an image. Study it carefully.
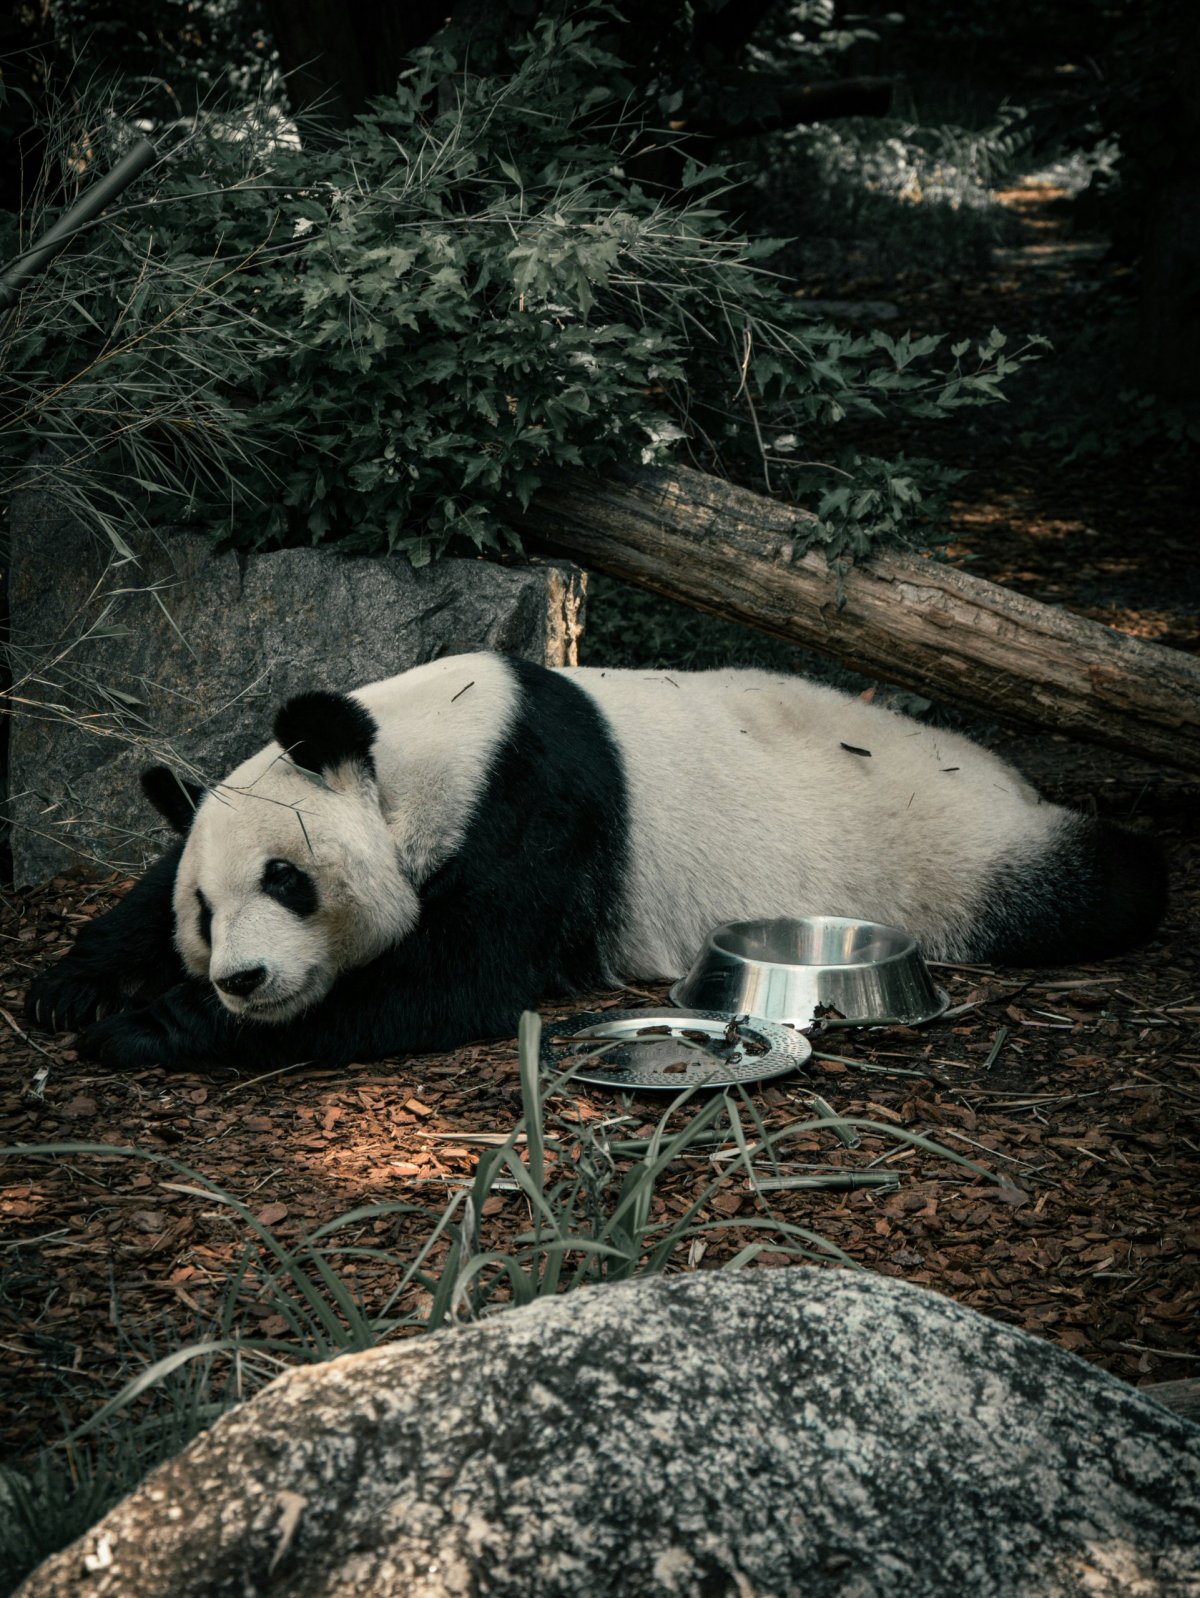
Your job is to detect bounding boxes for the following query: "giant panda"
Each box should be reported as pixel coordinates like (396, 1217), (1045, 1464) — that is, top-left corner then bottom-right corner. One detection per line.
(27, 652), (1166, 1070)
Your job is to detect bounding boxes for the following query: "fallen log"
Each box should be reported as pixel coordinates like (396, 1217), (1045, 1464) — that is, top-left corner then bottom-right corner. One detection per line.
(1143, 1378), (1200, 1423)
(518, 464), (1200, 774)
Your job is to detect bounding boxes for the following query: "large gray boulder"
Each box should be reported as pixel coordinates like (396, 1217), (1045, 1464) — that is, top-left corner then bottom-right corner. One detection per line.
(6, 490), (584, 882)
(18, 1269), (1199, 1598)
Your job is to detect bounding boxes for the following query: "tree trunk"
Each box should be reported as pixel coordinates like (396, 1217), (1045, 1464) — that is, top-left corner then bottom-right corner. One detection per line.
(261, 0), (451, 125)
(1142, 1379), (1200, 1423)
(1129, 11), (1200, 398)
(516, 464), (1200, 774)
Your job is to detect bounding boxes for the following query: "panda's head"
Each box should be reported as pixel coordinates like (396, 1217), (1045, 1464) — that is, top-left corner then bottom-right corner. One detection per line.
(143, 690), (420, 1024)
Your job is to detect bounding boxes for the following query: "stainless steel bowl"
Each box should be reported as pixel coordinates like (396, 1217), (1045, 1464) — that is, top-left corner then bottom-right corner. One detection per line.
(669, 916), (949, 1029)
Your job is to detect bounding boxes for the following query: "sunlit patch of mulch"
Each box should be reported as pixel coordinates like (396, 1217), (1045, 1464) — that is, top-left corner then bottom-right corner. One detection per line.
(942, 466), (1200, 653)
(3, 794), (1198, 1472)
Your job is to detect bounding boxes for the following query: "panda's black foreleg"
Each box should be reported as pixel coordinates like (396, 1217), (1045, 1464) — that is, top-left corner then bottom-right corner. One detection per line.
(26, 846), (187, 1035)
(77, 975), (431, 1071)
(76, 942), (529, 1072)
(72, 880), (564, 1070)
(81, 979), (255, 1070)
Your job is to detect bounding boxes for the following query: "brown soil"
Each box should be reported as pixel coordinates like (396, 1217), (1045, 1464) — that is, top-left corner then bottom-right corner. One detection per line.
(2, 181), (1198, 1472)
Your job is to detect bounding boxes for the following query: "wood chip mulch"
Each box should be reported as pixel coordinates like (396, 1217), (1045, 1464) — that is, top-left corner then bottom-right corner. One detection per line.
(2, 786), (1198, 1472)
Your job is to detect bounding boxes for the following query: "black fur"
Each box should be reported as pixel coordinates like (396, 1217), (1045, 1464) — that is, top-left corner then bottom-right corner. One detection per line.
(196, 889), (213, 947)
(274, 691), (378, 779)
(261, 859), (319, 918)
(26, 845), (189, 1033)
(142, 768), (204, 835)
(27, 660), (630, 1070)
(971, 818), (1167, 966)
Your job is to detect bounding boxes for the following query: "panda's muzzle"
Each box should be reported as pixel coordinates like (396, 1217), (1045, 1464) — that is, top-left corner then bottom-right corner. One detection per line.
(209, 958), (330, 1022)
(214, 965), (267, 999)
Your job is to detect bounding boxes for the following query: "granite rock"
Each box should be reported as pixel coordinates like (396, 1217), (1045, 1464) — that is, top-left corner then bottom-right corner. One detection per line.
(17, 1269), (1200, 1598)
(6, 491), (584, 881)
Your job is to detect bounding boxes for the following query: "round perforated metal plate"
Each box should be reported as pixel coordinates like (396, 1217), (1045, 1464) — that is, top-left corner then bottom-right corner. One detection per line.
(541, 1007), (812, 1092)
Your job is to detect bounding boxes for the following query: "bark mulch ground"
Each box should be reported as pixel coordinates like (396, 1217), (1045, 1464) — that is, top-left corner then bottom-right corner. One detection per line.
(3, 177), (1198, 1472)
(2, 784), (1198, 1470)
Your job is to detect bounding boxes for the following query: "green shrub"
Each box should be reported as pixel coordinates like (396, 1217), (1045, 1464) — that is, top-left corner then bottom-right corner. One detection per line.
(2, 14), (1044, 572)
(0, 76), (290, 561)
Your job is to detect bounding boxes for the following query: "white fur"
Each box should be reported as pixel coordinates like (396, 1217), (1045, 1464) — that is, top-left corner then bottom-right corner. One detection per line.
(566, 665), (1060, 975)
(354, 653), (519, 881)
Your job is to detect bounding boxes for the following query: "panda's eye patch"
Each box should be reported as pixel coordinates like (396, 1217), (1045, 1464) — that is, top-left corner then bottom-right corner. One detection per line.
(261, 858), (318, 917)
(195, 889), (213, 947)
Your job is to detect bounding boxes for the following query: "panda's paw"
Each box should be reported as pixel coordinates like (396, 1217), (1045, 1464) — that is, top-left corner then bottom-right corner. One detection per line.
(81, 984), (223, 1070)
(26, 968), (124, 1035)
(81, 1008), (177, 1068)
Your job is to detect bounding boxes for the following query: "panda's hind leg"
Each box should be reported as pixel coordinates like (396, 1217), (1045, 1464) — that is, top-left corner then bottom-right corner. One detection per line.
(27, 845), (187, 1034)
(971, 816), (1167, 966)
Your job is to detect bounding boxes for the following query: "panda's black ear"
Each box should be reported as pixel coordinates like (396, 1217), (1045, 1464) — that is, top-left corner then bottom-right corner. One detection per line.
(142, 766), (205, 834)
(274, 691), (378, 779)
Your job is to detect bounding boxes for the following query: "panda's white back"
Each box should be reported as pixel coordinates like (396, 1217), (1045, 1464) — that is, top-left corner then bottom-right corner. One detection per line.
(565, 665), (1061, 975)
(193, 651), (1159, 994)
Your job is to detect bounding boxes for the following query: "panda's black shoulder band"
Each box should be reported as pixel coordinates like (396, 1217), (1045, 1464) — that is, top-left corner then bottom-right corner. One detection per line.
(274, 691), (378, 778)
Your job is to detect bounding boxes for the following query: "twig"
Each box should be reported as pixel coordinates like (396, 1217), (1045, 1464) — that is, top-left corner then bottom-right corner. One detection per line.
(751, 1172), (899, 1193)
(1, 1005), (56, 1061)
(981, 1025), (1009, 1072)
(816, 1012), (948, 1030)
(419, 1131), (528, 1146)
(940, 979), (1034, 1020)
(1119, 1343), (1200, 1363)
(811, 1048), (951, 1085)
(222, 1059), (317, 1097)
(926, 1126), (1039, 1169)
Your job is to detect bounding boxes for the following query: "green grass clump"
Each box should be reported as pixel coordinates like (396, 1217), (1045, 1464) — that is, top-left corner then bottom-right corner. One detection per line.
(0, 1019), (832, 1587)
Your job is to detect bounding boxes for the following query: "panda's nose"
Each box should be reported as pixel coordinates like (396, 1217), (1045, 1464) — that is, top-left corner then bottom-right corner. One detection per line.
(214, 966), (267, 998)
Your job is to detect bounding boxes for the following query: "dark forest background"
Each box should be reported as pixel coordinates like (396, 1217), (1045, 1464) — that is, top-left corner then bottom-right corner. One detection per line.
(2, 0), (1196, 592)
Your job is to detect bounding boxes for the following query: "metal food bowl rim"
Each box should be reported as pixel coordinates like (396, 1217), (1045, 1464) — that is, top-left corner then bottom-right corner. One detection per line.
(666, 978), (952, 1027)
(704, 914), (920, 970)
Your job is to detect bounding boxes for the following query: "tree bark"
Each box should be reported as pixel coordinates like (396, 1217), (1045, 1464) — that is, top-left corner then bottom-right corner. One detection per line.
(1142, 1379), (1200, 1423)
(516, 464), (1200, 774)
(261, 0), (451, 125)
